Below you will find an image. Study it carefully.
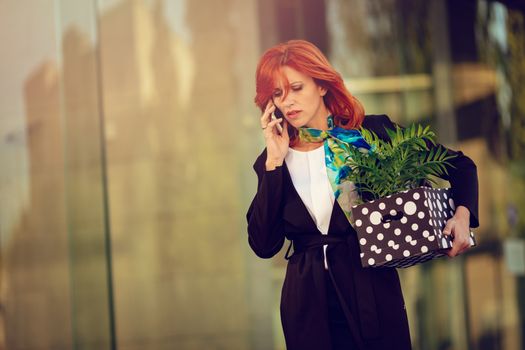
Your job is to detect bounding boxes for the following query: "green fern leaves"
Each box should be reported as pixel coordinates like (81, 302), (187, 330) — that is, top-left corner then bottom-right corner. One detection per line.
(341, 123), (457, 203)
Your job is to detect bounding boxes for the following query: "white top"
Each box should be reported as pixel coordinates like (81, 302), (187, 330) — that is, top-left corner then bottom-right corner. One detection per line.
(285, 145), (335, 269)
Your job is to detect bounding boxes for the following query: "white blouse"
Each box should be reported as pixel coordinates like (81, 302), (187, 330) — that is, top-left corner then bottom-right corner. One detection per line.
(285, 145), (335, 269)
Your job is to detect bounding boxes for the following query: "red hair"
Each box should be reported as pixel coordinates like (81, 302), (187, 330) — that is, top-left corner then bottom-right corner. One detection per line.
(254, 39), (364, 141)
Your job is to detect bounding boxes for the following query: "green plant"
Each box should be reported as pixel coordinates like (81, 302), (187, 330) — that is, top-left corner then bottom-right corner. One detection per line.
(341, 123), (457, 203)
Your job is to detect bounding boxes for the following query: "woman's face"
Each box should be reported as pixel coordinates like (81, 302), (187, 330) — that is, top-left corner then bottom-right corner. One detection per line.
(272, 66), (329, 130)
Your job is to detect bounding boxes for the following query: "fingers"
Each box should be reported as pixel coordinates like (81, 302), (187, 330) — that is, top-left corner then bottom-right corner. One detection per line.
(447, 245), (460, 258)
(281, 118), (289, 137)
(449, 239), (470, 257)
(261, 99), (287, 137)
(443, 220), (470, 257)
(442, 220), (453, 243)
(443, 220), (458, 257)
(457, 234), (472, 255)
(260, 100), (275, 129)
(264, 117), (283, 136)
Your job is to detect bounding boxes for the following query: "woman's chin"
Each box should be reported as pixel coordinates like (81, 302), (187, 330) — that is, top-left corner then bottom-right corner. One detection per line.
(286, 119), (305, 129)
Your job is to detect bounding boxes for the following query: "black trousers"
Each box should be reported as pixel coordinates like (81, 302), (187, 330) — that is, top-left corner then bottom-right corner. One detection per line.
(325, 270), (359, 350)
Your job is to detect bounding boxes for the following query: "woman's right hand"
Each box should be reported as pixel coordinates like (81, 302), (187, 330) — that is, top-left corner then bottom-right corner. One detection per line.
(260, 100), (289, 170)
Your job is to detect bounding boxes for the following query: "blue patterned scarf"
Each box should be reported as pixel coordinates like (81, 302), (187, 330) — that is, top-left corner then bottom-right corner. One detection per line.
(298, 116), (372, 223)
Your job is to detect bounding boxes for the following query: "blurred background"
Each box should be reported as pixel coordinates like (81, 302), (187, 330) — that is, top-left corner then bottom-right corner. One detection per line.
(0, 0), (524, 349)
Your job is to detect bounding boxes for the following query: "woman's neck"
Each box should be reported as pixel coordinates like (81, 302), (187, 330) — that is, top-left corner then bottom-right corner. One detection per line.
(310, 109), (332, 128)
(292, 110), (331, 151)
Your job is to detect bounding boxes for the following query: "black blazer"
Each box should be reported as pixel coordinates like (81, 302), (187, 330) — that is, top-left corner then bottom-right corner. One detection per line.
(246, 114), (479, 350)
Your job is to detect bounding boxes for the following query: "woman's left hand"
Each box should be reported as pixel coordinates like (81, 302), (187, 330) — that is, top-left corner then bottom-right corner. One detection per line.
(442, 205), (471, 257)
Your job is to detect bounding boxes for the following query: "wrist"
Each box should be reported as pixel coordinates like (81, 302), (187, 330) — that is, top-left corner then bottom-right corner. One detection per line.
(455, 205), (470, 221)
(265, 159), (283, 171)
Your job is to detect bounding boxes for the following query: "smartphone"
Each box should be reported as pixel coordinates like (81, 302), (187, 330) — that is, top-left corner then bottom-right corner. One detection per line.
(272, 106), (284, 134)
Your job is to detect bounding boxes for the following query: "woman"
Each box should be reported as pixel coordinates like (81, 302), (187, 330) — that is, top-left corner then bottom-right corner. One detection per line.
(246, 39), (479, 350)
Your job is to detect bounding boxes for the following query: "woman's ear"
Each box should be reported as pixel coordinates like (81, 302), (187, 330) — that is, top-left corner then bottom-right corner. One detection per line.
(318, 85), (327, 97)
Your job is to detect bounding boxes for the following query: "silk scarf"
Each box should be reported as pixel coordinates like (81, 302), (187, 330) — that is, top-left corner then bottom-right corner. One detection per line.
(298, 115), (373, 224)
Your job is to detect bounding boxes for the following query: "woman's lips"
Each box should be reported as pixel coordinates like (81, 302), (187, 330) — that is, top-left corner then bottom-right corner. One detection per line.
(286, 110), (301, 118)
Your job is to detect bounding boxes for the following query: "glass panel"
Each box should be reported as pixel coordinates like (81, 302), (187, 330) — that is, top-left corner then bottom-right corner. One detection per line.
(0, 1), (73, 348)
(97, 0), (263, 348)
(0, 1), (113, 349)
(56, 0), (114, 348)
(472, 1), (525, 349)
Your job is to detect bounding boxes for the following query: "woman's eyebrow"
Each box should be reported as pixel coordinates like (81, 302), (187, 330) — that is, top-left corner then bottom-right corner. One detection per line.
(273, 81), (302, 92)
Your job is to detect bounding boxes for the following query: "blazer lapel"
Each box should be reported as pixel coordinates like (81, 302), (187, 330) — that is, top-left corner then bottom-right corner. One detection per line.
(327, 200), (353, 234)
(282, 162), (351, 235)
(281, 163), (321, 233)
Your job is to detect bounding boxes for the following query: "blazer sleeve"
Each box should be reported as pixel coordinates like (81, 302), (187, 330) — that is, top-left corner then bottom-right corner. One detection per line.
(245, 149), (286, 258)
(364, 114), (480, 228)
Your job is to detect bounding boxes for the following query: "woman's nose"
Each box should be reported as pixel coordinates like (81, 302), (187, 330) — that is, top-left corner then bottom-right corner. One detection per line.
(282, 93), (294, 108)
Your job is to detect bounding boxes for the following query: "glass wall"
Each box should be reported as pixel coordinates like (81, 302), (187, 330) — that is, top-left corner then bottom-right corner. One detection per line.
(1, 0), (524, 349)
(0, 3), (73, 348)
(96, 0), (263, 348)
(0, 0), (113, 349)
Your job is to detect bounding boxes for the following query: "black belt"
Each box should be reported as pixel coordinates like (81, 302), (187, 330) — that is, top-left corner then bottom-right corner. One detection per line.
(284, 234), (348, 260)
(283, 234), (373, 350)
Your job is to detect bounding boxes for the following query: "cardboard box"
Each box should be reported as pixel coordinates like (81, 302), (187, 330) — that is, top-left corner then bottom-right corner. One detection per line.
(351, 187), (476, 268)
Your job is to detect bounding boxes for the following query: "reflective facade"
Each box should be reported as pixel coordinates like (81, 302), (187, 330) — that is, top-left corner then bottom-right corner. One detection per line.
(0, 0), (524, 349)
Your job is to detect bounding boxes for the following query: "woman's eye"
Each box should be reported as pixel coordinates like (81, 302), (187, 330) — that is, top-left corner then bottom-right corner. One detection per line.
(291, 85), (303, 91)
(273, 91), (282, 98)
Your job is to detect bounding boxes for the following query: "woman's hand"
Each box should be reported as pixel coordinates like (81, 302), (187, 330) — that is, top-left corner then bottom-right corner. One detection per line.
(260, 100), (289, 170)
(443, 205), (471, 257)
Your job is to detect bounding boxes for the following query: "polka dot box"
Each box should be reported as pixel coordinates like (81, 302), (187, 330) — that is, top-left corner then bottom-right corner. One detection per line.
(351, 187), (476, 268)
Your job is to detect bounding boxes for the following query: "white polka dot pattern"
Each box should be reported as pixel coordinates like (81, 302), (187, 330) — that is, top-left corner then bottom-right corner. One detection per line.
(404, 201), (416, 215)
(350, 187), (477, 268)
(369, 211), (382, 225)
